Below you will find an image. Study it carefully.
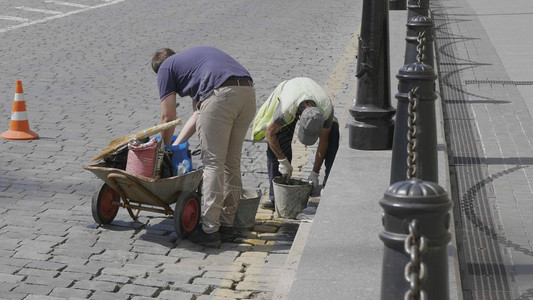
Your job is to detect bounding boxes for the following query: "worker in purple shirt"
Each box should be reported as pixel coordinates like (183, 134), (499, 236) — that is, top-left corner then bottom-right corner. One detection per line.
(151, 46), (256, 247)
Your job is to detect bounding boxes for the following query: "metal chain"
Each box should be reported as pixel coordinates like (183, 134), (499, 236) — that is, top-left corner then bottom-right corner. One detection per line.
(404, 219), (428, 300)
(416, 31), (426, 64)
(406, 86), (419, 180)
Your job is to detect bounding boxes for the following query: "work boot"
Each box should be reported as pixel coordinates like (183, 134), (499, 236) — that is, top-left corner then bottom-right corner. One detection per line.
(189, 226), (221, 248)
(219, 226), (235, 242)
(261, 199), (275, 211)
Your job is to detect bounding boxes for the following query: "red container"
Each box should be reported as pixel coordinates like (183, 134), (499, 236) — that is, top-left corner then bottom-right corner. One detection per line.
(125, 138), (158, 178)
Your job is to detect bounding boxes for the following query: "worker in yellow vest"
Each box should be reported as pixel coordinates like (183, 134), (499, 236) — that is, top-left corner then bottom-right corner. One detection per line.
(252, 77), (339, 210)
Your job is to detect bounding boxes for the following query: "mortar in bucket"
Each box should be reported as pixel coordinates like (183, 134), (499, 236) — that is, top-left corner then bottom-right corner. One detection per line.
(273, 176), (313, 219)
(233, 189), (262, 229)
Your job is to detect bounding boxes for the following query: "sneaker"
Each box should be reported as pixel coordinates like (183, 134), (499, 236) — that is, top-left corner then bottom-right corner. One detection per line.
(189, 226), (221, 248)
(261, 199), (275, 211)
(219, 226), (235, 242)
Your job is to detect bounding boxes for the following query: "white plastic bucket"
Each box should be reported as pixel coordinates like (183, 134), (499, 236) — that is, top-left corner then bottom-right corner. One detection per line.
(273, 177), (313, 219)
(233, 189), (262, 229)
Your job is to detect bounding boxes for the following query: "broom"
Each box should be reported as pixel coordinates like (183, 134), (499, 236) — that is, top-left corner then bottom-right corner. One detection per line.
(92, 119), (182, 161)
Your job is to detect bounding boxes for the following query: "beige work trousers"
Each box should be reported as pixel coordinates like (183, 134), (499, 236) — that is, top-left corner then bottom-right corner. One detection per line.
(196, 85), (256, 234)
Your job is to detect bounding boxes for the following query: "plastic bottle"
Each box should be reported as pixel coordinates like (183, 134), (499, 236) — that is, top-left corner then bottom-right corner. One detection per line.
(177, 160), (188, 175)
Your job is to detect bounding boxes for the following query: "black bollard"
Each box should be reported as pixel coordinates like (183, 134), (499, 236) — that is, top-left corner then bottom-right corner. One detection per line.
(348, 0), (396, 150)
(390, 62), (438, 184)
(390, 10), (437, 184)
(389, 0), (407, 10)
(407, 0), (429, 19)
(404, 15), (434, 67)
(380, 179), (452, 300)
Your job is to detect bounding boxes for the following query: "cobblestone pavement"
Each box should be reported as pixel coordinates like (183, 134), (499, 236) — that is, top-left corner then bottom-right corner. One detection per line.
(0, 0), (360, 298)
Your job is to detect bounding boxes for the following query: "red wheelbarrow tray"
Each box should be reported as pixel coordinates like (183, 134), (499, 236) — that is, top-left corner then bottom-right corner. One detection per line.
(83, 163), (203, 215)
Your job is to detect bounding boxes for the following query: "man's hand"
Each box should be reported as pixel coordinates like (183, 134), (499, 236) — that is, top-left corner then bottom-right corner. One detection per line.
(278, 158), (293, 178)
(308, 171), (319, 187)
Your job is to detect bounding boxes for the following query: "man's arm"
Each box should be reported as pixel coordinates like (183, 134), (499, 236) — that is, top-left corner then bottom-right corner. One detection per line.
(160, 94), (177, 145)
(312, 126), (331, 173)
(265, 121), (286, 159)
(173, 100), (199, 146)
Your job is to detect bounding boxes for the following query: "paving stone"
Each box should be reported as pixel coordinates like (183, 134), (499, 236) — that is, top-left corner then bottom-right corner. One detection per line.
(134, 253), (178, 264)
(192, 277), (233, 289)
(25, 260), (66, 271)
(12, 251), (51, 261)
(23, 275), (73, 288)
(203, 263), (244, 273)
(56, 271), (93, 281)
(93, 274), (131, 284)
(156, 290), (195, 300)
(12, 283), (54, 295)
(90, 290), (131, 300)
(118, 284), (159, 297)
(210, 288), (253, 299)
(72, 279), (119, 292)
(49, 287), (92, 298)
(90, 249), (138, 263)
(235, 280), (276, 292)
(170, 283), (209, 294)
(0, 291), (28, 300)
(0, 281), (18, 292)
(0, 273), (24, 284)
(241, 274), (280, 284)
(101, 267), (146, 277)
(203, 271), (244, 282)
(253, 225), (278, 233)
(131, 277), (171, 288)
(63, 262), (103, 275)
(16, 268), (59, 278)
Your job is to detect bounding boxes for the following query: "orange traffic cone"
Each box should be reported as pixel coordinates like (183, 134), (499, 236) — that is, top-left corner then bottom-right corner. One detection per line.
(1, 80), (39, 140)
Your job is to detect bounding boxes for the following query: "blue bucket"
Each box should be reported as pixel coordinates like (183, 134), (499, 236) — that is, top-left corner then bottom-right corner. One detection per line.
(156, 135), (193, 175)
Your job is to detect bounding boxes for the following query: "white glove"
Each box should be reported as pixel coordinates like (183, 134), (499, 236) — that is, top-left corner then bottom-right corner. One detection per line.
(278, 158), (293, 178)
(308, 171), (319, 187)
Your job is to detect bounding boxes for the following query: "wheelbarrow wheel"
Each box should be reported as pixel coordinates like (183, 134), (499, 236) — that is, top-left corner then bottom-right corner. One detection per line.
(174, 191), (201, 238)
(92, 182), (120, 224)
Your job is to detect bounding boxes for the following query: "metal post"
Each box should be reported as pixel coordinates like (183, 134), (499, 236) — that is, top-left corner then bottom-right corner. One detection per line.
(390, 12), (437, 184)
(407, 0), (429, 19)
(404, 15), (434, 67)
(390, 62), (438, 184)
(389, 0), (407, 10)
(379, 179), (452, 300)
(348, 0), (396, 150)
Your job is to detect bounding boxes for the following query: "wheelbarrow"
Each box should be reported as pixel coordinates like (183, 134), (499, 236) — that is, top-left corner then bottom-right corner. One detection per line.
(83, 163), (203, 237)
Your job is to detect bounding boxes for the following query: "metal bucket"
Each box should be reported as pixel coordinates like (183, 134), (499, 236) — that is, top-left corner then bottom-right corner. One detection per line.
(273, 177), (313, 219)
(233, 189), (262, 229)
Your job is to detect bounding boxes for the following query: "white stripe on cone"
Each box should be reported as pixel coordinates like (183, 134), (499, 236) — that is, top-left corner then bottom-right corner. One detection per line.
(11, 111), (28, 121)
(14, 93), (24, 101)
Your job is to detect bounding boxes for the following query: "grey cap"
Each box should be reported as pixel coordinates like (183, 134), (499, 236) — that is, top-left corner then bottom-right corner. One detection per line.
(298, 107), (324, 146)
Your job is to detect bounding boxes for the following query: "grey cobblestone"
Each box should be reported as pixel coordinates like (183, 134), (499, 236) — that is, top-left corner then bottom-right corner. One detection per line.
(118, 284), (158, 297)
(56, 271), (93, 282)
(192, 277), (234, 289)
(12, 283), (54, 295)
(89, 291), (130, 300)
(0, 273), (24, 284)
(22, 276), (73, 288)
(49, 287), (92, 298)
(92, 274), (130, 285)
(156, 290), (195, 300)
(72, 279), (118, 292)
(170, 283), (209, 294)
(17, 268), (59, 279)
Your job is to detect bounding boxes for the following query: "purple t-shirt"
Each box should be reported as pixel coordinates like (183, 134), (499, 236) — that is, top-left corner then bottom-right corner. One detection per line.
(157, 46), (252, 102)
